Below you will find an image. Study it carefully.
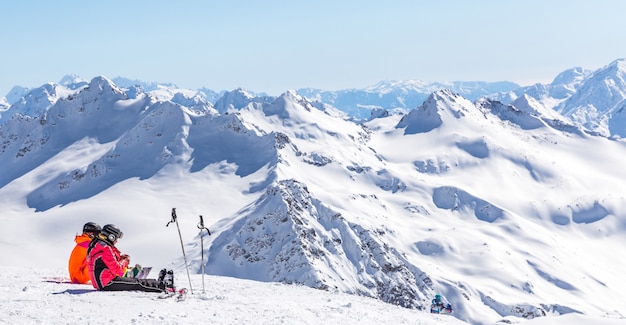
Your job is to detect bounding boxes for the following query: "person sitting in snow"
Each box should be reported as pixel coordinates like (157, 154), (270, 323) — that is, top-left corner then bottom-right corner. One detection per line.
(86, 224), (172, 293)
(430, 293), (453, 314)
(68, 222), (101, 284)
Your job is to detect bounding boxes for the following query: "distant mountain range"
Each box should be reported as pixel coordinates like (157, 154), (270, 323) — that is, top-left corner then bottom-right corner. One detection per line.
(296, 80), (521, 118)
(3, 58), (626, 138)
(2, 59), (626, 323)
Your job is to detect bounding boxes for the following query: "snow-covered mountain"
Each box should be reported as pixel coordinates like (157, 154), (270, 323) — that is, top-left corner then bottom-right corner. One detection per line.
(492, 67), (591, 106)
(213, 88), (275, 114)
(556, 59), (626, 137)
(0, 97), (8, 114)
(494, 58), (626, 137)
(4, 58), (626, 137)
(0, 83), (76, 122)
(2, 67), (626, 324)
(297, 80), (520, 119)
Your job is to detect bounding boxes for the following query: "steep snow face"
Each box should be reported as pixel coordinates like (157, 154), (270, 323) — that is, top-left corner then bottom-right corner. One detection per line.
(187, 113), (279, 178)
(26, 100), (193, 211)
(0, 77), (139, 190)
(205, 179), (433, 309)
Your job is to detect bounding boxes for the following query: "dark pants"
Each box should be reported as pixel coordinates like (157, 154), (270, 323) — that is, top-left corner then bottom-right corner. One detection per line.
(101, 276), (163, 293)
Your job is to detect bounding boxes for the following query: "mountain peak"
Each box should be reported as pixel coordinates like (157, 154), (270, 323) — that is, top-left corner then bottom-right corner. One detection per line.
(59, 74), (89, 90)
(1, 83), (74, 122)
(550, 67), (590, 86)
(262, 90), (315, 119)
(591, 58), (626, 81)
(395, 89), (475, 134)
(4, 85), (31, 105)
(87, 76), (122, 93)
(606, 57), (626, 71)
(214, 88), (274, 113)
(557, 58), (626, 136)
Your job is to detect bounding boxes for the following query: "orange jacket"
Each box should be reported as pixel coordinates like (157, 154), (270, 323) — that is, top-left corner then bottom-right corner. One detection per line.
(68, 234), (93, 284)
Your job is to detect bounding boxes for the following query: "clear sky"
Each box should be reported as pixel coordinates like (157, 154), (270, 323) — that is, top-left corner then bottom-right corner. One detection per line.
(1, 0), (626, 97)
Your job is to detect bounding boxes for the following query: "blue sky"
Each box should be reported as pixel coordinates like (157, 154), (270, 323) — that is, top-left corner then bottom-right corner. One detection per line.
(1, 0), (626, 96)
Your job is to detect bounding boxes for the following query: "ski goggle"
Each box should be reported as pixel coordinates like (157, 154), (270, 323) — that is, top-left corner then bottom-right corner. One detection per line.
(102, 231), (124, 241)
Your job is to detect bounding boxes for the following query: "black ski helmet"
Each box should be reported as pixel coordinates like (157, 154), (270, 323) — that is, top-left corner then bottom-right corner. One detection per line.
(83, 222), (101, 234)
(101, 224), (123, 243)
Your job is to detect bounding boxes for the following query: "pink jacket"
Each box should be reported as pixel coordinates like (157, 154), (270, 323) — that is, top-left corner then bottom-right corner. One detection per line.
(87, 239), (129, 289)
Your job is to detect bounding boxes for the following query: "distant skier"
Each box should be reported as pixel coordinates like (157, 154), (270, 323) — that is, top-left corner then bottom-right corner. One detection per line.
(68, 222), (101, 284)
(86, 224), (171, 293)
(430, 294), (453, 314)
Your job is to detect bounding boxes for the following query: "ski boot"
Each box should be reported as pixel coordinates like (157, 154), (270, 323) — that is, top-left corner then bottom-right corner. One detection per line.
(157, 268), (167, 291)
(165, 270), (175, 293)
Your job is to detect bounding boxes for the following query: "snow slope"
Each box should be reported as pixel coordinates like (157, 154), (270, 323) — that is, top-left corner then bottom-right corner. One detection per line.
(1, 266), (468, 325)
(0, 268), (622, 324)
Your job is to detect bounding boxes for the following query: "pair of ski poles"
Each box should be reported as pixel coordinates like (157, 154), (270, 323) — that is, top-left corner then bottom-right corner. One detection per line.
(166, 208), (211, 295)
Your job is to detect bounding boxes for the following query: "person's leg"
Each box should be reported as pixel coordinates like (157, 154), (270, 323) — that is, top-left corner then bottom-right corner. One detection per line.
(137, 278), (164, 291)
(101, 276), (163, 293)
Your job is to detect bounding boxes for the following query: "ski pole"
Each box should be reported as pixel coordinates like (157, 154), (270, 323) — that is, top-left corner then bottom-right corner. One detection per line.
(167, 208), (193, 294)
(197, 215), (211, 294)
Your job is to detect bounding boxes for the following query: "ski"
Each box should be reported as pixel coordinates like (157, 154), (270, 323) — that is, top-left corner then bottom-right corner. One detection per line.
(42, 276), (74, 284)
(157, 288), (187, 301)
(157, 291), (176, 300)
(176, 288), (187, 301)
